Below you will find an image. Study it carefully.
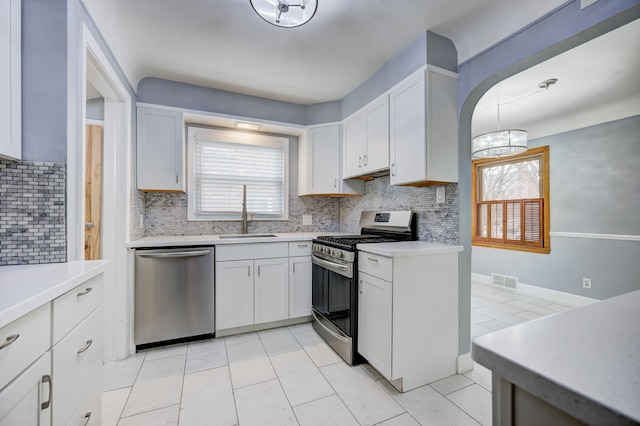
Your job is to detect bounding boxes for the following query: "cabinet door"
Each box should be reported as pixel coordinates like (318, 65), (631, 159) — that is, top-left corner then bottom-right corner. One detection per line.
(289, 256), (312, 318)
(343, 113), (365, 178)
(254, 258), (289, 324)
(0, 0), (21, 160)
(389, 71), (426, 185)
(216, 260), (254, 330)
(308, 125), (341, 194)
(358, 272), (392, 378)
(0, 352), (52, 426)
(363, 96), (389, 174)
(136, 106), (184, 191)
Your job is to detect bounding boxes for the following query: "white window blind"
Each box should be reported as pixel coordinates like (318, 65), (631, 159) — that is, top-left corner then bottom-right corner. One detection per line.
(187, 127), (288, 220)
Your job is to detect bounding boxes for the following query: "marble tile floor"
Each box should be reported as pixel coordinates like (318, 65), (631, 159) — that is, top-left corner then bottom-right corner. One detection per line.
(102, 279), (576, 426)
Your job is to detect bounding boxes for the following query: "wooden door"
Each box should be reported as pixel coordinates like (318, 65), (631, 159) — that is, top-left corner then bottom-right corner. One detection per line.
(85, 124), (103, 260)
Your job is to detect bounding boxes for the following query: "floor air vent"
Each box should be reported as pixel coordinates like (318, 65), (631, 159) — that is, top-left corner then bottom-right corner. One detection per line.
(491, 273), (519, 290)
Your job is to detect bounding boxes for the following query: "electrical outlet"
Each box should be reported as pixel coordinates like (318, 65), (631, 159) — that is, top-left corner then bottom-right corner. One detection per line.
(302, 215), (312, 226)
(436, 186), (445, 204)
(582, 277), (592, 289)
(139, 214), (144, 229)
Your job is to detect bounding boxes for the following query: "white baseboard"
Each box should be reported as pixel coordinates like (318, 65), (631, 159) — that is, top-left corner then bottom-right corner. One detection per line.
(472, 273), (598, 307)
(457, 352), (474, 373)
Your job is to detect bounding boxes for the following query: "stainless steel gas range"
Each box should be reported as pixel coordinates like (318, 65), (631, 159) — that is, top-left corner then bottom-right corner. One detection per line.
(311, 210), (417, 364)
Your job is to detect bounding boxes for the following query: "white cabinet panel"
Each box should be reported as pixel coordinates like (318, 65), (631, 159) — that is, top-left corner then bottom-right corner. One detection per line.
(216, 260), (254, 330)
(289, 256), (312, 318)
(52, 306), (103, 426)
(288, 241), (312, 257)
(0, 303), (50, 391)
(255, 258), (289, 324)
(0, 0), (21, 160)
(0, 351), (51, 426)
(358, 272), (392, 378)
(66, 376), (101, 426)
(52, 274), (103, 343)
(298, 125), (364, 196)
(389, 67), (458, 186)
(136, 105), (184, 191)
(343, 96), (390, 179)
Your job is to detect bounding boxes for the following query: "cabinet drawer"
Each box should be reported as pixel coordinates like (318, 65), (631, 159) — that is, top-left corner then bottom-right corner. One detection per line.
(52, 306), (103, 426)
(53, 274), (103, 344)
(0, 303), (51, 390)
(66, 376), (101, 426)
(289, 241), (312, 257)
(216, 242), (288, 261)
(358, 252), (393, 282)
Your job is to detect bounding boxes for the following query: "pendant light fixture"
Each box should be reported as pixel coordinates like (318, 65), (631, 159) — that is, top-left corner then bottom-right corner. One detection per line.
(250, 0), (318, 28)
(471, 99), (528, 160)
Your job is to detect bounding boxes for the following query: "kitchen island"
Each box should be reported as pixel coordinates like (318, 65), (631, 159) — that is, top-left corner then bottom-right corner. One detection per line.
(472, 289), (640, 425)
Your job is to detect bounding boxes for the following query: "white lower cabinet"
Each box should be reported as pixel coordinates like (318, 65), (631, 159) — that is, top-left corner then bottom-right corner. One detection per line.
(216, 243), (290, 331)
(0, 351), (51, 426)
(357, 250), (459, 392)
(289, 256), (312, 318)
(0, 272), (104, 426)
(358, 272), (392, 378)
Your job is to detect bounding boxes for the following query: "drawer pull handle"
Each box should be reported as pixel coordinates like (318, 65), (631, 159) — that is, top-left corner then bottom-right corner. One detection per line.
(83, 412), (92, 426)
(0, 334), (19, 350)
(77, 339), (93, 354)
(367, 257), (379, 262)
(41, 375), (52, 409)
(77, 287), (93, 297)
(298, 244), (308, 248)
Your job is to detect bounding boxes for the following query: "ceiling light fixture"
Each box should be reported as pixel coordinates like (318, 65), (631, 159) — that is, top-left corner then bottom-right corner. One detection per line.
(472, 101), (528, 160)
(250, 0), (318, 28)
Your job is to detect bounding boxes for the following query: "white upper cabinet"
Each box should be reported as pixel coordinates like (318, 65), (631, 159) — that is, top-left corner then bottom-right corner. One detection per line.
(0, 0), (21, 160)
(298, 124), (364, 196)
(343, 96), (390, 179)
(389, 66), (458, 186)
(136, 105), (184, 191)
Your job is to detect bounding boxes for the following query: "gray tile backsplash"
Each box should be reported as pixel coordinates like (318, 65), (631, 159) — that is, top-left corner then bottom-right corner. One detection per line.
(340, 176), (459, 245)
(0, 160), (66, 265)
(144, 192), (340, 236)
(141, 176), (458, 244)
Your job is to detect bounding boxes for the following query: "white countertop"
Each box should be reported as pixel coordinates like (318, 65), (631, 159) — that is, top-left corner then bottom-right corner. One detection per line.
(357, 241), (463, 257)
(0, 260), (111, 328)
(127, 232), (342, 248)
(472, 289), (640, 424)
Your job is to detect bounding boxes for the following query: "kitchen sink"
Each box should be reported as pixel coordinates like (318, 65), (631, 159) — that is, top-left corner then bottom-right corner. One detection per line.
(218, 234), (278, 239)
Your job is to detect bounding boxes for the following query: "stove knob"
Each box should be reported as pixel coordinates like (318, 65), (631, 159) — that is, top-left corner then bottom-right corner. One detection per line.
(325, 247), (332, 255)
(336, 251), (344, 259)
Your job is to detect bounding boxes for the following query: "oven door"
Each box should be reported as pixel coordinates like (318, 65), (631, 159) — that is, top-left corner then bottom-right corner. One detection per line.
(311, 255), (353, 336)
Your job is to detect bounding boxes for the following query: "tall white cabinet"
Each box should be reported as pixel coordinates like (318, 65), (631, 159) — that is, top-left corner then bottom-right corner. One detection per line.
(389, 66), (458, 186)
(357, 243), (461, 392)
(298, 124), (364, 196)
(0, 0), (21, 160)
(136, 105), (185, 191)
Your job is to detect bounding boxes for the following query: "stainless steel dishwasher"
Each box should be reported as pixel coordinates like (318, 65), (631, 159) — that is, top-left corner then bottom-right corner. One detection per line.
(134, 246), (214, 348)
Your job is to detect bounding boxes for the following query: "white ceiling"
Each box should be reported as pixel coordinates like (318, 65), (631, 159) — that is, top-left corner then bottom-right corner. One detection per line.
(83, 0), (638, 140)
(471, 18), (640, 140)
(83, 0), (567, 104)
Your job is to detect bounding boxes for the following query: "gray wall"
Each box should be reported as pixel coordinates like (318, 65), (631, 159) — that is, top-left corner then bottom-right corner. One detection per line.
(86, 98), (105, 121)
(455, 1), (640, 355)
(472, 116), (640, 300)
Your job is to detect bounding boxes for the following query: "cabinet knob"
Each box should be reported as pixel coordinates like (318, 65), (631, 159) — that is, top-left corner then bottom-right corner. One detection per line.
(358, 156), (362, 167)
(363, 154), (368, 166)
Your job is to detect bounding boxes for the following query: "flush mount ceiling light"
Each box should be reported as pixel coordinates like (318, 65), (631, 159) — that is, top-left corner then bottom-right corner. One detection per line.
(472, 101), (528, 160)
(250, 0), (318, 28)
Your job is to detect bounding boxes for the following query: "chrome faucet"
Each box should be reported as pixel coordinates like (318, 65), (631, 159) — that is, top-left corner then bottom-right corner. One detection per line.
(241, 185), (253, 234)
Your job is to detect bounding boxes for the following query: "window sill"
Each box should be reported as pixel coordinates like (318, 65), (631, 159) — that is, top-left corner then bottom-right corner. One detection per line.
(472, 241), (550, 254)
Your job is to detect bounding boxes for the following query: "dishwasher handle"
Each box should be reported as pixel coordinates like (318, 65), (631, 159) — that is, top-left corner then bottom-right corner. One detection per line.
(137, 250), (211, 259)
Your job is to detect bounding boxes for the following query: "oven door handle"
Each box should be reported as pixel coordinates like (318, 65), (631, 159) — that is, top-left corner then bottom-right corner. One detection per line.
(311, 255), (349, 270)
(312, 311), (350, 344)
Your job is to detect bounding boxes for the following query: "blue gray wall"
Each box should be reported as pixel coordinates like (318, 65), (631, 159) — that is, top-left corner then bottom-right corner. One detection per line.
(455, 0), (640, 355)
(472, 116), (640, 300)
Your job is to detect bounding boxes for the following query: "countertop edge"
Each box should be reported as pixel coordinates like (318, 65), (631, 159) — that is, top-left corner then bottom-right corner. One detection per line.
(126, 233), (335, 248)
(0, 260), (111, 328)
(357, 242), (463, 257)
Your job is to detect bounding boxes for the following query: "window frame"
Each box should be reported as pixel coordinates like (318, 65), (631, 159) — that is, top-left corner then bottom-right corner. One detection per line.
(472, 145), (550, 254)
(187, 126), (289, 221)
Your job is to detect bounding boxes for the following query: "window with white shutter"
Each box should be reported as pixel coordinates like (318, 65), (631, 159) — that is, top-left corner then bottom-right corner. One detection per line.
(472, 146), (550, 253)
(187, 126), (289, 221)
